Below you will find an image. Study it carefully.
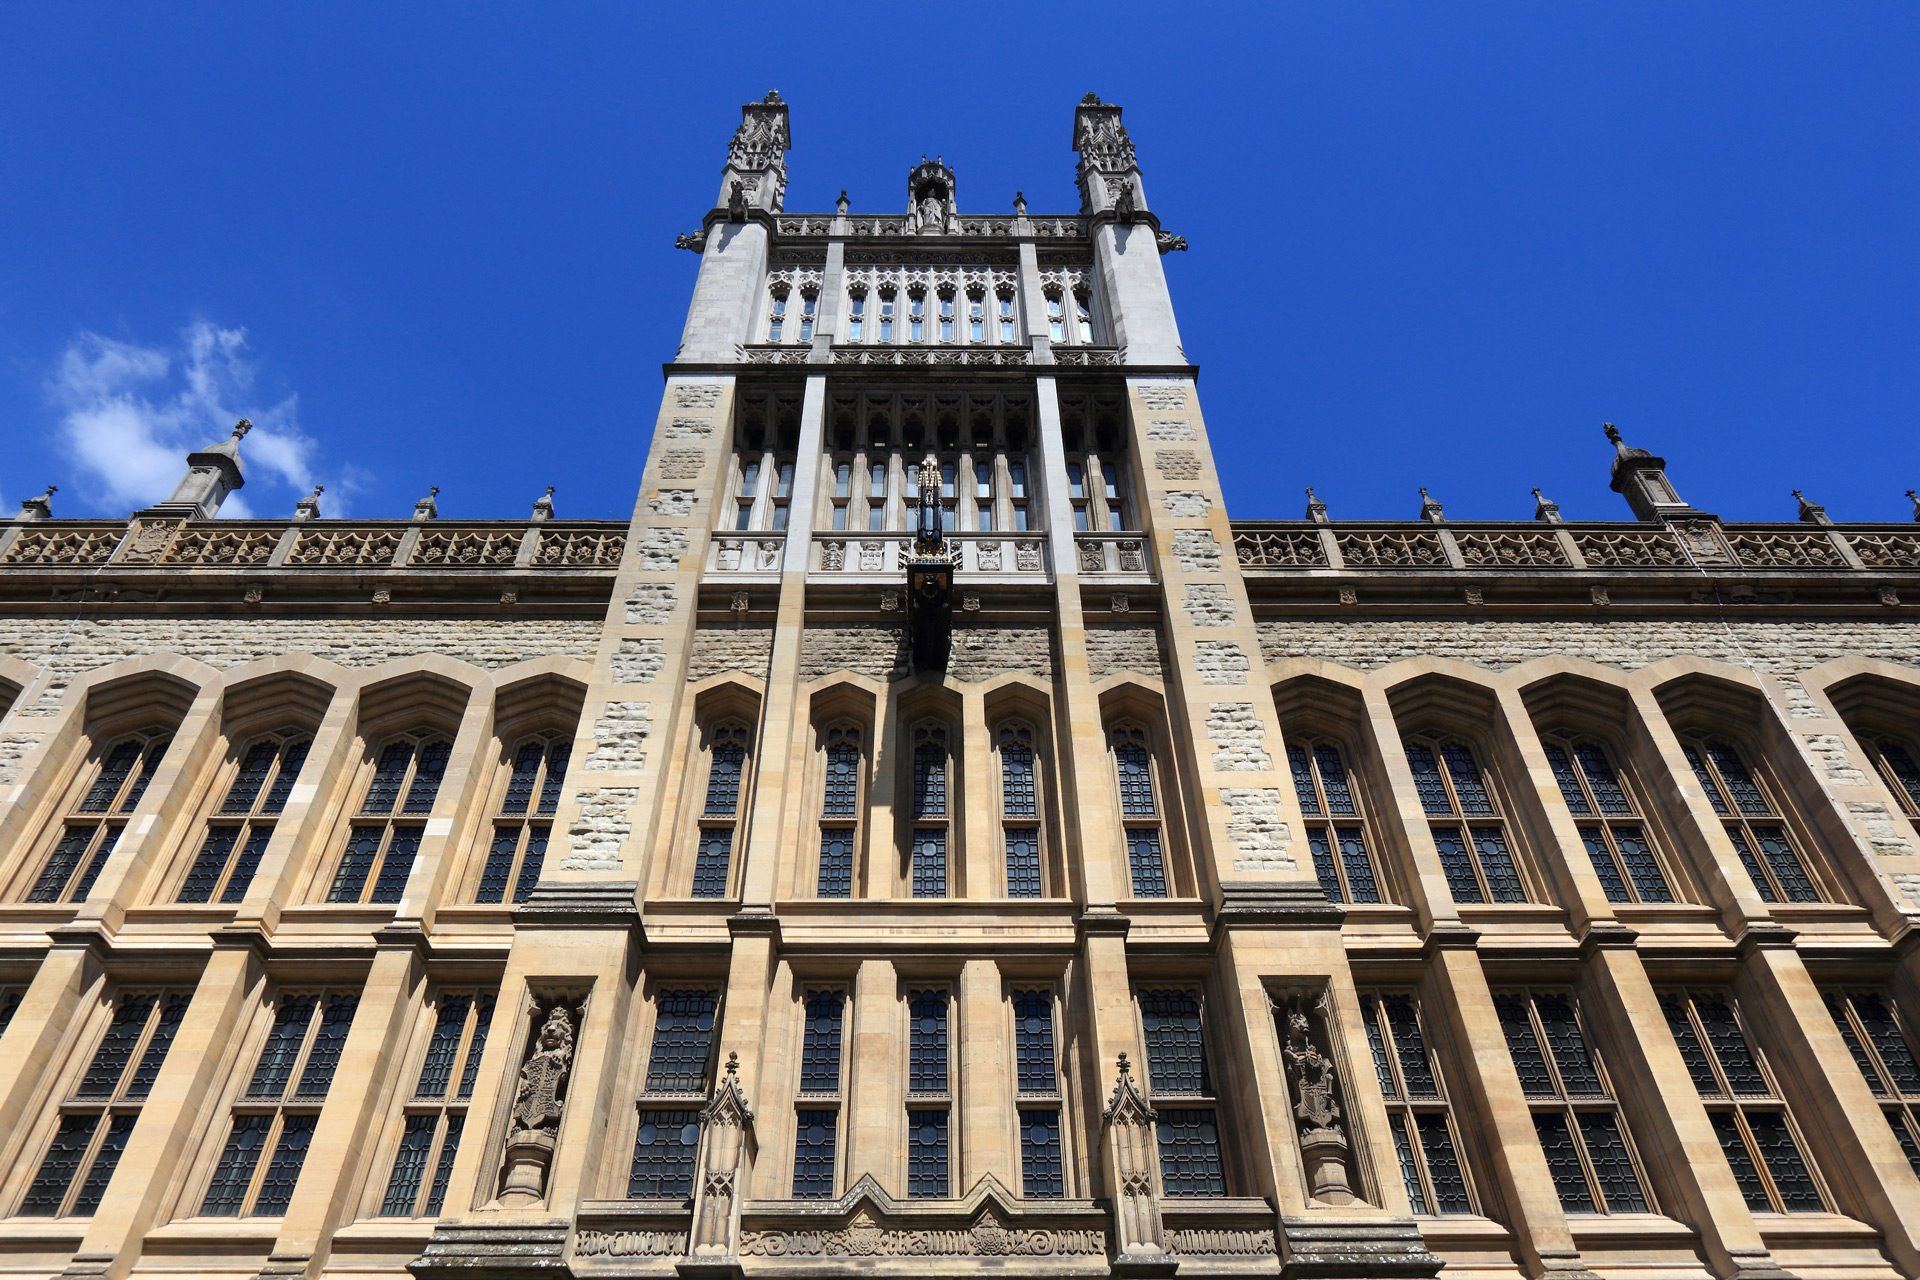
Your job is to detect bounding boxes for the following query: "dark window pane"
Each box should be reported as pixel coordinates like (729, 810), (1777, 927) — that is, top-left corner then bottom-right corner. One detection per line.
(1573, 743), (1632, 814)
(538, 744), (569, 815)
(628, 1108), (700, 1198)
(1579, 1111), (1648, 1212)
(477, 829), (518, 904)
(1706, 742), (1770, 816)
(329, 826), (383, 902)
(363, 743), (415, 815)
(1417, 1112), (1472, 1213)
(908, 1109), (949, 1197)
(1580, 827), (1629, 904)
(817, 830), (853, 898)
(1534, 1112), (1595, 1213)
(705, 743), (745, 817)
(21, 1114), (97, 1215)
(792, 1108), (838, 1198)
(370, 827), (422, 904)
(425, 1113), (463, 1215)
(1315, 745), (1356, 815)
(1495, 996), (1553, 1097)
(381, 1114), (437, 1215)
(801, 991), (845, 1094)
(1002, 743), (1037, 817)
(1536, 994), (1602, 1095)
(1156, 1108), (1226, 1196)
(514, 828), (546, 904)
(416, 996), (472, 1099)
(128, 993), (189, 1099)
(403, 740), (452, 814)
(823, 743), (860, 816)
(1384, 996), (1437, 1097)
(67, 826), (119, 901)
(1338, 827), (1379, 903)
(1710, 1111), (1770, 1211)
(1289, 745), (1319, 815)
(261, 740), (309, 814)
(1393, 1115), (1426, 1214)
(1013, 990), (1056, 1094)
(912, 741), (947, 818)
(202, 1114), (271, 1215)
(0, 989), (19, 1036)
(1727, 827), (1779, 903)
(1882, 744), (1920, 812)
(1828, 993), (1888, 1095)
(1141, 990), (1209, 1095)
(223, 742), (279, 814)
(30, 826), (95, 903)
(296, 993), (359, 1098)
(1406, 743), (1452, 815)
(119, 739), (169, 812)
(1116, 742), (1156, 816)
(1020, 1108), (1064, 1197)
(80, 740), (144, 813)
(1309, 829), (1341, 902)
(1544, 745), (1589, 814)
(912, 830), (947, 898)
(1753, 826), (1817, 903)
(70, 1113), (135, 1216)
(1441, 743), (1493, 815)
(80, 992), (158, 1098)
(1127, 828), (1167, 898)
(222, 827), (272, 904)
(1660, 995), (1720, 1095)
(253, 1113), (316, 1215)
(909, 990), (948, 1094)
(646, 990), (718, 1093)
(1890, 1110), (1920, 1178)
(502, 743), (542, 815)
(1694, 996), (1767, 1096)
(1683, 746), (1730, 815)
(1432, 827), (1481, 902)
(1472, 827), (1524, 902)
(1005, 828), (1041, 898)
(1853, 993), (1920, 1094)
(457, 993), (494, 1100)
(249, 996), (316, 1098)
(693, 829), (733, 898)
(1746, 1110), (1822, 1211)
(1361, 1000), (1396, 1098)
(1612, 826), (1672, 902)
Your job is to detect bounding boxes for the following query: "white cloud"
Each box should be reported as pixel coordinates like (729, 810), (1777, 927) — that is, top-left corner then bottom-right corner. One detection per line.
(46, 322), (354, 517)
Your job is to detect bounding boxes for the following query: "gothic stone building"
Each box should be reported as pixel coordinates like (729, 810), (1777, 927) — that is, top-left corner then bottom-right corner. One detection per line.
(4, 92), (1920, 1280)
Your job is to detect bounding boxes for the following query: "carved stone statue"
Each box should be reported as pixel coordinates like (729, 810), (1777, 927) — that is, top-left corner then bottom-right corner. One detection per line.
(498, 1002), (577, 1208)
(690, 1052), (755, 1260)
(1112, 177), (1138, 225)
(1102, 1053), (1170, 1267)
(1280, 994), (1354, 1205)
(727, 180), (749, 222)
(913, 453), (945, 557)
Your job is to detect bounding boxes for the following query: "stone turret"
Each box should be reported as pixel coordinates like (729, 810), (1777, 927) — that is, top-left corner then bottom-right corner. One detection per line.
(1073, 95), (1185, 366)
(677, 92), (792, 364)
(716, 90), (789, 218)
(1605, 423), (1707, 521)
(139, 420), (249, 519)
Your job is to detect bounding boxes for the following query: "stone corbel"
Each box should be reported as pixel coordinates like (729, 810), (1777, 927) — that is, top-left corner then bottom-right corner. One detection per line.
(1102, 1053), (1176, 1277)
(682, 1052), (755, 1278)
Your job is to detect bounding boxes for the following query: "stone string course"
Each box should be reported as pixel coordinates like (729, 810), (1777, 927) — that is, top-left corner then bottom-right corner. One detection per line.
(686, 624), (774, 680)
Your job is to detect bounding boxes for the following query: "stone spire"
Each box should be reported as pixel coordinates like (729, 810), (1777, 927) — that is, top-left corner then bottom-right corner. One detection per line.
(1072, 93), (1142, 218)
(1793, 489), (1831, 525)
(717, 90), (790, 217)
(1532, 487), (1564, 523)
(531, 486), (555, 523)
(139, 419), (249, 519)
(293, 485), (323, 521)
(1604, 423), (1705, 522)
(18, 486), (54, 522)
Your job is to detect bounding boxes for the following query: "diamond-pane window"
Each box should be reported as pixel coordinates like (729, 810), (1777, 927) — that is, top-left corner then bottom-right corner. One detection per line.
(645, 990), (718, 1094)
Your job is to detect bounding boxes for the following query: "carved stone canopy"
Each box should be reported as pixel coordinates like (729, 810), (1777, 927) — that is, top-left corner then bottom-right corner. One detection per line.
(1103, 1052), (1157, 1126)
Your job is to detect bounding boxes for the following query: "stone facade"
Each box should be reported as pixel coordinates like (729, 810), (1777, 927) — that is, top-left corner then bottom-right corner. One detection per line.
(1, 92), (1918, 1280)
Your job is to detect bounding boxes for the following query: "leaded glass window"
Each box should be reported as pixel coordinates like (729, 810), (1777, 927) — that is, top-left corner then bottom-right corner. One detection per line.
(1824, 988), (1920, 1177)
(800, 990), (845, 1095)
(178, 732), (310, 905)
(793, 1109), (838, 1198)
(1403, 734), (1527, 904)
(644, 990), (719, 1095)
(1539, 732), (1677, 904)
(1020, 1109), (1064, 1197)
(1868, 734), (1920, 818)
(1013, 989), (1057, 1095)
(203, 988), (358, 1216)
(1660, 988), (1826, 1212)
(628, 1110), (701, 1199)
(1139, 988), (1223, 1197)
(910, 722), (949, 898)
(26, 728), (171, 904)
(476, 735), (567, 905)
(690, 723), (749, 899)
(1288, 739), (1384, 904)
(1360, 990), (1475, 1215)
(818, 725), (861, 898)
(329, 732), (450, 906)
(380, 990), (493, 1217)
(1113, 725), (1170, 898)
(1680, 737), (1820, 903)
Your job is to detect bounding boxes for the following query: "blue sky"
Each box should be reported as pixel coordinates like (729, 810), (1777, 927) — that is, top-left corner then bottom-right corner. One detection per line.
(0, 3), (1913, 523)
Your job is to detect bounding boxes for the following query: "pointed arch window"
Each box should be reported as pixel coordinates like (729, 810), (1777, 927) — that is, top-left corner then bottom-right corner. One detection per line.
(1540, 732), (1676, 904)
(1823, 988), (1920, 1176)
(1112, 726), (1167, 898)
(1000, 724), (1043, 898)
(910, 722), (950, 898)
(998, 291), (1016, 343)
(179, 731), (311, 905)
(1287, 738), (1383, 904)
(378, 989), (494, 1217)
(693, 723), (750, 898)
(328, 732), (450, 905)
(25, 728), (171, 904)
(817, 725), (862, 898)
(1360, 990), (1476, 1215)
(767, 287), (788, 343)
(477, 735), (569, 904)
(1680, 737), (1820, 903)
(1866, 733), (1920, 818)
(967, 290), (985, 342)
(1403, 733), (1527, 904)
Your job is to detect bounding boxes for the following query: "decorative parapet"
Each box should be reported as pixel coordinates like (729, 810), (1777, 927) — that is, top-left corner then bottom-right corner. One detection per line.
(774, 214), (1088, 240)
(0, 520), (625, 573)
(804, 532), (1049, 580)
(1234, 530), (1330, 569)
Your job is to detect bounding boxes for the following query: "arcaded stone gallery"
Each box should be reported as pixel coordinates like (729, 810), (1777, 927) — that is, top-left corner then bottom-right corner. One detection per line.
(4, 93), (1920, 1280)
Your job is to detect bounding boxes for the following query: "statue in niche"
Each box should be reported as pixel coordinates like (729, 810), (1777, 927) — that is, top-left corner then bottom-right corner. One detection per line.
(497, 1002), (577, 1208)
(1280, 993), (1355, 1205)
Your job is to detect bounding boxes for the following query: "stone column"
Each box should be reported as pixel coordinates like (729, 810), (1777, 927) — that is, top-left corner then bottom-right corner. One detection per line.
(958, 960), (1012, 1187)
(845, 959), (901, 1193)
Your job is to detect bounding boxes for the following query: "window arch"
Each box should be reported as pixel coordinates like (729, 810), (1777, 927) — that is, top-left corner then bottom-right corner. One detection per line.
(24, 728), (172, 904)
(475, 734), (568, 904)
(1111, 725), (1167, 898)
(767, 285), (789, 343)
(177, 730), (312, 905)
(816, 724), (863, 898)
(1402, 732), (1527, 904)
(693, 722), (751, 899)
(1540, 732), (1677, 904)
(909, 721), (950, 899)
(1287, 736), (1384, 904)
(1679, 736), (1820, 903)
(326, 731), (451, 905)
(998, 723), (1043, 898)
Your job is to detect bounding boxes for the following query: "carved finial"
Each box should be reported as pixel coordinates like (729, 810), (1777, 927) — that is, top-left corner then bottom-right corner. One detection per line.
(1794, 489), (1831, 525)
(1418, 487), (1445, 523)
(232, 418), (253, 440)
(531, 485), (556, 522)
(836, 189), (849, 215)
(1013, 190), (1027, 215)
(725, 1051), (740, 1076)
(1117, 1051), (1132, 1076)
(19, 485), (56, 521)
(1305, 487), (1330, 523)
(42, 485), (56, 499)
(293, 484), (324, 521)
(1082, 92), (1103, 105)
(762, 90), (782, 105)
(1533, 487), (1564, 523)
(1604, 422), (1622, 446)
